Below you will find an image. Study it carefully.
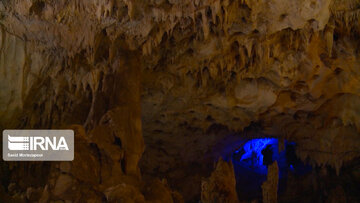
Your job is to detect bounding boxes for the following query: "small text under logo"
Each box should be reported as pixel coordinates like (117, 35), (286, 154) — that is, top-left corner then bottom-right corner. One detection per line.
(3, 130), (74, 161)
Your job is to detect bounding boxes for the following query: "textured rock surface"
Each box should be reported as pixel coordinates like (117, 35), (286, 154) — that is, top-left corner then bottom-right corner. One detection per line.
(0, 0), (360, 202)
(201, 158), (239, 203)
(261, 161), (279, 203)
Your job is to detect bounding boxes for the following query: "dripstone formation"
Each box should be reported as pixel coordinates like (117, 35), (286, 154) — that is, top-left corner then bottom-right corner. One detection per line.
(0, 0), (360, 202)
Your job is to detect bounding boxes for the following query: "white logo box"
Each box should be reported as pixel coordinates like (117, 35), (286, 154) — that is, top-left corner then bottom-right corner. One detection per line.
(3, 130), (74, 161)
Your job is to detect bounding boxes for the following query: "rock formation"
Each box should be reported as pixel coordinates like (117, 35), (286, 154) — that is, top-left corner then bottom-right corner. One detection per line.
(261, 161), (279, 203)
(201, 158), (239, 203)
(0, 0), (360, 202)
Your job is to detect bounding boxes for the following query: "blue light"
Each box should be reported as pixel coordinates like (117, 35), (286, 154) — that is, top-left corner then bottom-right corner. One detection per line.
(232, 138), (312, 181)
(231, 138), (278, 174)
(240, 138), (278, 166)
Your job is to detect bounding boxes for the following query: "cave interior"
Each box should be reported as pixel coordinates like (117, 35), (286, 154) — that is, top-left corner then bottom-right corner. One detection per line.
(1, 0), (360, 202)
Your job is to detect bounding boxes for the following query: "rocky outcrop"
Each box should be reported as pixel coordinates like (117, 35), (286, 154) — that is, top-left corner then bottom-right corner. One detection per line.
(0, 0), (360, 202)
(1, 124), (181, 202)
(201, 158), (239, 203)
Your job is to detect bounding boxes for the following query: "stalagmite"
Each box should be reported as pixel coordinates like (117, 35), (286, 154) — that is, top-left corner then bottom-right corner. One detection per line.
(201, 158), (239, 203)
(261, 161), (279, 203)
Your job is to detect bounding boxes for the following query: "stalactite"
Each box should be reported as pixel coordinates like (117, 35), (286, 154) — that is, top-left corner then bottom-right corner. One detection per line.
(325, 20), (335, 57)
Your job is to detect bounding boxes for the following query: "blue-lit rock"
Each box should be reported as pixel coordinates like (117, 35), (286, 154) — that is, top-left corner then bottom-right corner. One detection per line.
(233, 138), (278, 174)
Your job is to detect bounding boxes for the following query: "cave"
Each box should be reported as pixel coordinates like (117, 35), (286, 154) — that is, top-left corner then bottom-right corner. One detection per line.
(230, 138), (313, 201)
(1, 0), (360, 203)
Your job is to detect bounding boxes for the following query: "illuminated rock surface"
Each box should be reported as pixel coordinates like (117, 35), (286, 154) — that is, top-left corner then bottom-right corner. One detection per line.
(0, 0), (360, 202)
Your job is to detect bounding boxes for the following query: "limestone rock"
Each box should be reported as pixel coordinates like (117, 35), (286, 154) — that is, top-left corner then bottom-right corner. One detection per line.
(39, 185), (50, 203)
(201, 158), (239, 203)
(1, 0), (360, 202)
(261, 161), (279, 203)
(53, 174), (73, 198)
(142, 178), (175, 203)
(26, 187), (42, 201)
(104, 183), (145, 203)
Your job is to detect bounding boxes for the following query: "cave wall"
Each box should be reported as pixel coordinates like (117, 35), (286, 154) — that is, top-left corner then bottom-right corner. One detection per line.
(0, 0), (360, 202)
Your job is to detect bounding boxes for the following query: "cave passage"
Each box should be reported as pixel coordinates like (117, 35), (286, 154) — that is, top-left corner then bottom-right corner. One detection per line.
(231, 138), (312, 200)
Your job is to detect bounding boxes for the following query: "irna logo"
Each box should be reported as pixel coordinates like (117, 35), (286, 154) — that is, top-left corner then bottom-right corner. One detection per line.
(8, 135), (69, 151)
(3, 130), (74, 161)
